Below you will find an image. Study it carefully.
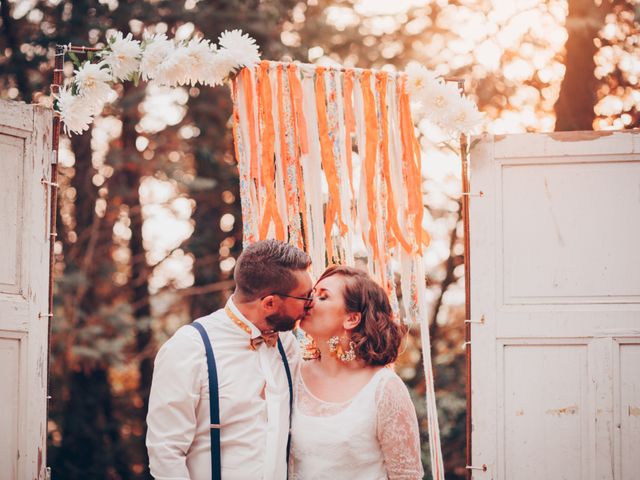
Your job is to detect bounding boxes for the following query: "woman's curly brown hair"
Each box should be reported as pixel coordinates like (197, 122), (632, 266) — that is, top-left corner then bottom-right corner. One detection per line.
(317, 265), (407, 366)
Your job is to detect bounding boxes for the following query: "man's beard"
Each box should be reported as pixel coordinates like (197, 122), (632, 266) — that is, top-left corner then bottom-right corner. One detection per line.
(266, 311), (298, 332)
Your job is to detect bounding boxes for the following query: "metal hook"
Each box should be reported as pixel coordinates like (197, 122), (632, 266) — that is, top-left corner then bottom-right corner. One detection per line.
(466, 465), (487, 472)
(464, 315), (485, 325)
(41, 179), (60, 188)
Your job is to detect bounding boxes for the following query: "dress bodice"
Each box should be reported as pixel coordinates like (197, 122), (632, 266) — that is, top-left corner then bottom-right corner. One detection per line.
(289, 367), (424, 480)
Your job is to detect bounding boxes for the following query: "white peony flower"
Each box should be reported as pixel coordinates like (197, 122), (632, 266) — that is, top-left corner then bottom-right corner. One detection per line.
(156, 37), (223, 87)
(140, 32), (175, 81)
(202, 48), (237, 86)
(183, 37), (218, 86)
(218, 29), (260, 69)
(443, 95), (484, 134)
(404, 62), (439, 97)
(102, 31), (141, 81)
(155, 43), (193, 87)
(74, 61), (113, 108)
(420, 80), (462, 125)
(56, 86), (95, 135)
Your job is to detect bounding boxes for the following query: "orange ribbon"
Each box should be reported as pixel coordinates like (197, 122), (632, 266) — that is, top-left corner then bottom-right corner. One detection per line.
(230, 76), (242, 169)
(277, 64), (305, 249)
(230, 76), (256, 243)
(257, 61), (284, 240)
(287, 64), (309, 155)
(398, 76), (428, 252)
(241, 68), (259, 188)
(315, 67), (346, 261)
(286, 65), (311, 252)
(360, 70), (381, 266)
(343, 69), (356, 200)
(376, 71), (412, 254)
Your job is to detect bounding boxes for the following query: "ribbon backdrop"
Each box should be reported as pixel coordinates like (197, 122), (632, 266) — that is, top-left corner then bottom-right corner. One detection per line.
(230, 60), (444, 480)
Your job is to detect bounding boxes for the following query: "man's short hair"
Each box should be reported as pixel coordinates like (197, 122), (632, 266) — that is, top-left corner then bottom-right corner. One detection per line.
(233, 239), (311, 301)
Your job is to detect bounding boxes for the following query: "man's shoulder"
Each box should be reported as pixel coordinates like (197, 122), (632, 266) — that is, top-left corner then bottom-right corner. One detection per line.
(161, 308), (227, 348)
(158, 323), (200, 355)
(194, 307), (242, 341)
(191, 307), (227, 330)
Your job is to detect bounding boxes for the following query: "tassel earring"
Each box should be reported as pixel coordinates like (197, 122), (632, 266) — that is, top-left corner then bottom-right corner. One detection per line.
(327, 335), (356, 362)
(295, 327), (321, 360)
(301, 331), (321, 360)
(303, 337), (321, 361)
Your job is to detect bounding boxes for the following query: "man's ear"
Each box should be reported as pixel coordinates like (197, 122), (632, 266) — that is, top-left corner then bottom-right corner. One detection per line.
(260, 294), (278, 312)
(343, 312), (361, 330)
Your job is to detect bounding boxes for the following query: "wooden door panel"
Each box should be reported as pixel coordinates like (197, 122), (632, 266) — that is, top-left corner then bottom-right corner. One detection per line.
(0, 100), (52, 480)
(470, 131), (640, 480)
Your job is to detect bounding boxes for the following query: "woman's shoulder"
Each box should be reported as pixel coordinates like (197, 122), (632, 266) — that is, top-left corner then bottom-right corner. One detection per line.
(376, 365), (403, 381)
(374, 366), (411, 401)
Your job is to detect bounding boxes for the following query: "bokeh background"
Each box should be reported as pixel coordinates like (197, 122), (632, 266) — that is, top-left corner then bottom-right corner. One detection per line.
(1, 0), (639, 478)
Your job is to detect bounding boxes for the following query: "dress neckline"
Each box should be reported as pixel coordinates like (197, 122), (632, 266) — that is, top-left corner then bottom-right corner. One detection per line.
(299, 366), (386, 406)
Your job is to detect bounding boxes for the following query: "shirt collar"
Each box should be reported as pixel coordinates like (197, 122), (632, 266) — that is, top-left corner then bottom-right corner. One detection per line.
(226, 296), (262, 337)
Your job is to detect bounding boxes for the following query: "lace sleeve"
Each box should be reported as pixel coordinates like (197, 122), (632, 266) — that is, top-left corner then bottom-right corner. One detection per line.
(375, 371), (424, 480)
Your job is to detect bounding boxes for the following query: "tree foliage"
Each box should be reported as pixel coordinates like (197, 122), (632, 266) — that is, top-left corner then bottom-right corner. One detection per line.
(0, 0), (638, 478)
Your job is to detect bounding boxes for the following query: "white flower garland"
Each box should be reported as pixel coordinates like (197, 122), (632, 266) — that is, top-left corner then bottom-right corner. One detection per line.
(55, 30), (482, 136)
(55, 29), (260, 135)
(405, 62), (484, 135)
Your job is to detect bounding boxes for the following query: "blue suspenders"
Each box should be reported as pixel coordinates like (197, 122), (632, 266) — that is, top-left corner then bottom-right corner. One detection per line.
(189, 321), (293, 480)
(276, 338), (294, 463)
(190, 322), (222, 480)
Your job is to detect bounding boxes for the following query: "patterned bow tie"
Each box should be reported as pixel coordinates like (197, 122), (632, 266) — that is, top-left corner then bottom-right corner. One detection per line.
(250, 331), (279, 350)
(225, 305), (279, 350)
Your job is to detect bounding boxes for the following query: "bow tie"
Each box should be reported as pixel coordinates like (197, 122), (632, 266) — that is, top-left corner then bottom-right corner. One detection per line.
(225, 305), (279, 350)
(250, 331), (279, 350)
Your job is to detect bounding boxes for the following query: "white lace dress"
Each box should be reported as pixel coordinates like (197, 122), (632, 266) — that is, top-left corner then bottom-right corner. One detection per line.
(289, 367), (424, 480)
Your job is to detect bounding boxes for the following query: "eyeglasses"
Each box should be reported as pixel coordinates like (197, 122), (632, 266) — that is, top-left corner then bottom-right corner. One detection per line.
(263, 292), (314, 304)
(276, 293), (314, 303)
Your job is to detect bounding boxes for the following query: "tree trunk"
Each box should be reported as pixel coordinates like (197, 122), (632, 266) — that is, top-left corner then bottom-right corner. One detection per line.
(120, 81), (154, 475)
(57, 369), (131, 479)
(554, 0), (606, 131)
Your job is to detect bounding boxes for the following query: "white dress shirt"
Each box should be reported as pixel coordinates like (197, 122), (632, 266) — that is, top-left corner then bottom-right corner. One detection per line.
(146, 299), (300, 480)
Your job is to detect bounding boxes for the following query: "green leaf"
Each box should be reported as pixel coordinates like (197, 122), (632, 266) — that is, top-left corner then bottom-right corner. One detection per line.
(68, 52), (81, 68)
